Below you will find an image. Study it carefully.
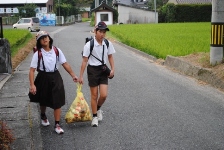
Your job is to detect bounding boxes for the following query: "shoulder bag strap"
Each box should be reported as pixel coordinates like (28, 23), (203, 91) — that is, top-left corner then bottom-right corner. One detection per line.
(102, 45), (105, 65)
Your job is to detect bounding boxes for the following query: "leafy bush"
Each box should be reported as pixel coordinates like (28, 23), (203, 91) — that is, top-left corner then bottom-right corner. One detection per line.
(159, 3), (211, 23)
(113, 9), (118, 24)
(0, 121), (15, 150)
(90, 13), (95, 27)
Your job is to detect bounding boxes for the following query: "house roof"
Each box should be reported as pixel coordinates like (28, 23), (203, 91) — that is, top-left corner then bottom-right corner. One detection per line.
(168, 0), (211, 4)
(113, 0), (135, 6)
(91, 0), (116, 12)
(0, 0), (48, 4)
(113, 0), (148, 9)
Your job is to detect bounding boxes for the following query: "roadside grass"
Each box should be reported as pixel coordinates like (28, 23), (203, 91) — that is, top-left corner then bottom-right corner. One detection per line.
(108, 22), (210, 59)
(82, 18), (91, 22)
(3, 29), (33, 57)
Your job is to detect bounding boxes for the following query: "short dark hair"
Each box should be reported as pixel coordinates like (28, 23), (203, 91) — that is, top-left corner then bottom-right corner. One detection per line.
(95, 28), (107, 32)
(36, 35), (53, 50)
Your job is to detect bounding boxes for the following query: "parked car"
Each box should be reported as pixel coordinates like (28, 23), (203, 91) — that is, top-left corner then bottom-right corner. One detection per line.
(13, 17), (40, 32)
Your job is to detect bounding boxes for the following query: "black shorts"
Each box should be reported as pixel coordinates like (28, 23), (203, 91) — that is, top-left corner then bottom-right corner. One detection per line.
(87, 65), (108, 87)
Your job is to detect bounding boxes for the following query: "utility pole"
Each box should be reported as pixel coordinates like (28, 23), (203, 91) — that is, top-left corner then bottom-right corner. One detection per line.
(95, 0), (99, 8)
(0, 17), (3, 38)
(210, 0), (224, 65)
(58, 0), (60, 16)
(154, 0), (156, 23)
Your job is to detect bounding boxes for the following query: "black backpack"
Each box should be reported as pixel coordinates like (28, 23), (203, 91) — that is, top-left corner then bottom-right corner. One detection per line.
(83, 36), (109, 58)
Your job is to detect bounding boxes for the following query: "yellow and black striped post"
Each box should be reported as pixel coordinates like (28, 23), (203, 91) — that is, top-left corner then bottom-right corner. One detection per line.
(210, 0), (224, 65)
(210, 23), (224, 47)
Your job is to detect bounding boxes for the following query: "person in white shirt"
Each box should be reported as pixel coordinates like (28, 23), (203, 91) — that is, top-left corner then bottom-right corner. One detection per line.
(29, 31), (79, 134)
(79, 21), (115, 127)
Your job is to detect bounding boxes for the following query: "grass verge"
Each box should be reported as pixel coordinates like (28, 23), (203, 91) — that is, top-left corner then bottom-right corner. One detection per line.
(108, 22), (210, 59)
(3, 29), (32, 57)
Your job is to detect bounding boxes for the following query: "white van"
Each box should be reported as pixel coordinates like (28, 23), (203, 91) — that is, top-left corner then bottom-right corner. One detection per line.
(13, 17), (40, 32)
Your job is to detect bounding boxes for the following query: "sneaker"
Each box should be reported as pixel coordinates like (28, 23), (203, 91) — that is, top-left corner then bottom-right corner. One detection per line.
(91, 117), (98, 127)
(55, 124), (64, 134)
(97, 110), (103, 121)
(41, 118), (50, 126)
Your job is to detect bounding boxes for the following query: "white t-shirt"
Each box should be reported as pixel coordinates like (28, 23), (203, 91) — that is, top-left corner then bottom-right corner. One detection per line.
(83, 37), (116, 66)
(30, 47), (66, 72)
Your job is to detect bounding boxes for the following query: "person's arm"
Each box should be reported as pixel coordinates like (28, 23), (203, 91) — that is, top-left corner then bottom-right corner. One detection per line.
(62, 62), (78, 82)
(29, 67), (37, 95)
(108, 54), (115, 77)
(79, 57), (88, 84)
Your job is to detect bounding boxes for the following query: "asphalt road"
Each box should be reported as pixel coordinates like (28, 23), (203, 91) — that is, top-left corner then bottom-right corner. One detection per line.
(17, 22), (224, 149)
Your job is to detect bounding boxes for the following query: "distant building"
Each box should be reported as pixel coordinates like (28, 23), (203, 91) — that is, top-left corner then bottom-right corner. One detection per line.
(80, 7), (91, 18)
(167, 0), (211, 5)
(91, 0), (116, 25)
(113, 0), (148, 9)
(113, 0), (157, 24)
(0, 0), (54, 16)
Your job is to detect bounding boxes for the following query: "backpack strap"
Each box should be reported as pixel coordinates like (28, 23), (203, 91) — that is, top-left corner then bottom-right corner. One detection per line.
(104, 38), (109, 49)
(52, 46), (59, 71)
(37, 50), (42, 72)
(53, 46), (59, 57)
(88, 39), (94, 58)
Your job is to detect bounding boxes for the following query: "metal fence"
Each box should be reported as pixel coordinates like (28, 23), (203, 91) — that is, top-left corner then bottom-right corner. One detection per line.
(2, 17), (18, 25)
(2, 14), (82, 26)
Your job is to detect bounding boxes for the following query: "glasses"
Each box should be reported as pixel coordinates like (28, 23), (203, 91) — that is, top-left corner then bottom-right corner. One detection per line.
(40, 35), (48, 40)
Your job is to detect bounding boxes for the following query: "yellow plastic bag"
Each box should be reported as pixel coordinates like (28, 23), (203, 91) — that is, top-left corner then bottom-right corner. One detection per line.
(65, 84), (92, 123)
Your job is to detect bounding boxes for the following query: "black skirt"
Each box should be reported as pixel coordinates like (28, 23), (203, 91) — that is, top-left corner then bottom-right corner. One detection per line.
(29, 70), (65, 109)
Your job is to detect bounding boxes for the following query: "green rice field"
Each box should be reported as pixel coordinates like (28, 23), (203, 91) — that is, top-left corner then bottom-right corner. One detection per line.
(3, 29), (32, 56)
(108, 22), (211, 59)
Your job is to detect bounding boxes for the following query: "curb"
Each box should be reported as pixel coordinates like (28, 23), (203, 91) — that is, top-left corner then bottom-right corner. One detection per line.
(115, 41), (224, 91)
(0, 73), (12, 90)
(0, 59), (43, 149)
(164, 55), (224, 91)
(115, 40), (157, 62)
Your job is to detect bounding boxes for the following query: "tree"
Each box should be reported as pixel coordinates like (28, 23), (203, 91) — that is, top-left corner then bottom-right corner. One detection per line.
(73, 0), (94, 13)
(17, 4), (37, 17)
(148, 0), (169, 10)
(54, 0), (82, 16)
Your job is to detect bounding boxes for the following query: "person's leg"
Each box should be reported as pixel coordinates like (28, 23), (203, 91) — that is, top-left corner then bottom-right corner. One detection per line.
(40, 106), (50, 126)
(90, 86), (99, 115)
(97, 84), (108, 107)
(90, 86), (99, 127)
(54, 108), (64, 134)
(54, 108), (61, 122)
(97, 84), (108, 121)
(40, 106), (46, 114)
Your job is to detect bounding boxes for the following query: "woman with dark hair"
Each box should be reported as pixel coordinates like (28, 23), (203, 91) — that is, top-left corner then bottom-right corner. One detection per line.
(29, 31), (78, 134)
